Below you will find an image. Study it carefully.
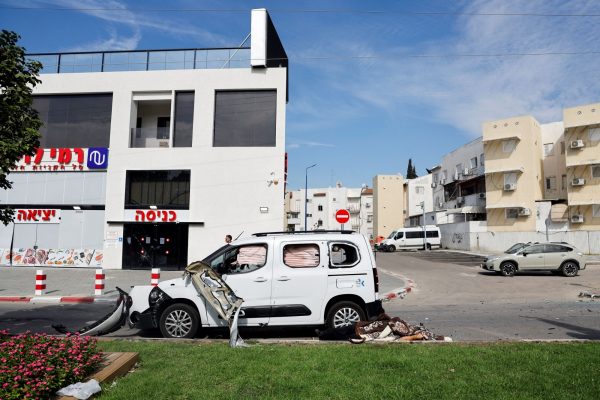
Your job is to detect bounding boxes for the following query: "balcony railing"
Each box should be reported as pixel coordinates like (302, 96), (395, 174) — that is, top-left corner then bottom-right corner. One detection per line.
(27, 47), (251, 74)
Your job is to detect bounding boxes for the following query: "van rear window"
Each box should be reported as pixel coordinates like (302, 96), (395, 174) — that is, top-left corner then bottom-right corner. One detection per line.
(329, 242), (360, 268)
(283, 244), (320, 268)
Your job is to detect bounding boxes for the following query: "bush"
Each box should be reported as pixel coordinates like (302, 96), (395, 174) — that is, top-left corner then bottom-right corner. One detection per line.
(0, 330), (102, 400)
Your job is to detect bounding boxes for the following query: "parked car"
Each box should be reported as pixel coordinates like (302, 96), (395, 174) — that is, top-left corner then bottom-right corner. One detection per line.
(377, 226), (441, 251)
(127, 231), (384, 338)
(481, 242), (587, 277)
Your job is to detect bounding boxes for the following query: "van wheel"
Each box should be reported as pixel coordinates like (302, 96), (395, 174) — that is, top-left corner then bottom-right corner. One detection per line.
(159, 303), (200, 339)
(326, 301), (366, 330)
(387, 245), (396, 252)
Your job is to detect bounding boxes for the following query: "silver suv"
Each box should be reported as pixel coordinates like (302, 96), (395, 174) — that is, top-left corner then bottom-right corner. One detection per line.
(481, 242), (587, 277)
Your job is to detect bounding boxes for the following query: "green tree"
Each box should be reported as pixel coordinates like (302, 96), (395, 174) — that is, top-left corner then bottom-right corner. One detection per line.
(0, 30), (42, 225)
(406, 158), (418, 179)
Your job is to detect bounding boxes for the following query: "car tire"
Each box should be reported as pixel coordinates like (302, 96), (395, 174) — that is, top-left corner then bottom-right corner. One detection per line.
(159, 303), (200, 339)
(326, 301), (366, 330)
(560, 261), (579, 277)
(500, 261), (517, 277)
(387, 245), (396, 252)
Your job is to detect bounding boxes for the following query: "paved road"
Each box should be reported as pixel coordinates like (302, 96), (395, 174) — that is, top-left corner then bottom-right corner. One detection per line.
(1, 251), (599, 341)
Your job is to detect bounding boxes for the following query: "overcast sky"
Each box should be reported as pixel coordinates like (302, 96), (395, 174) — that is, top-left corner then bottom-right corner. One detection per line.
(2, 0), (600, 189)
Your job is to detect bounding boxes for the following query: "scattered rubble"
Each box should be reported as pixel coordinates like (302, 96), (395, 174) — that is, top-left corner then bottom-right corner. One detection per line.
(579, 291), (600, 299)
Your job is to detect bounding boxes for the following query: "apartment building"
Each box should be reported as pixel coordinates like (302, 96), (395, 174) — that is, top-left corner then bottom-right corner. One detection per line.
(372, 175), (405, 239)
(563, 103), (600, 229)
(284, 185), (373, 237)
(0, 9), (289, 269)
(405, 175), (434, 227)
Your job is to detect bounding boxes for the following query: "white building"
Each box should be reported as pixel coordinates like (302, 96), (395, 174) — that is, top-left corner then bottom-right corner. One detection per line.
(0, 9), (289, 269)
(405, 174), (434, 227)
(285, 184), (373, 238)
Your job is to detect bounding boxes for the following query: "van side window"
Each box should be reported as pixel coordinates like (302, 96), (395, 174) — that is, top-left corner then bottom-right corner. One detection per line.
(283, 244), (320, 268)
(395, 232), (404, 239)
(329, 242), (360, 268)
(426, 230), (439, 238)
(212, 244), (267, 275)
(406, 231), (424, 239)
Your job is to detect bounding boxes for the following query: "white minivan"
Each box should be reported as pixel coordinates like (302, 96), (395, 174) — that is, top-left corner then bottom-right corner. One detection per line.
(125, 231), (384, 338)
(379, 225), (441, 251)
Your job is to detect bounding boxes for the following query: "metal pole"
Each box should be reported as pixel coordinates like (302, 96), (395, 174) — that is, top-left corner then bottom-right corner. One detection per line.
(304, 164), (317, 231)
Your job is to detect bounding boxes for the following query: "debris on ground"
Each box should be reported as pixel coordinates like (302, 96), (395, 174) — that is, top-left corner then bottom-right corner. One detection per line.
(56, 379), (101, 399)
(381, 288), (411, 302)
(579, 291), (600, 299)
(317, 313), (451, 343)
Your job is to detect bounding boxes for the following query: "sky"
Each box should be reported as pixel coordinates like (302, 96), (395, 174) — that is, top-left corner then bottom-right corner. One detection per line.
(2, 0), (600, 190)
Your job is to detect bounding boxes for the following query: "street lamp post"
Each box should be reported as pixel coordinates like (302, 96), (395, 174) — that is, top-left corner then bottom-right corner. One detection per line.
(419, 201), (428, 251)
(304, 164), (317, 231)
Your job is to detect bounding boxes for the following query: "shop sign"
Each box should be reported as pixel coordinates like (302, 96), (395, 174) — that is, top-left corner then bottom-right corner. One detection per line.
(124, 209), (189, 223)
(14, 209), (61, 224)
(11, 147), (109, 172)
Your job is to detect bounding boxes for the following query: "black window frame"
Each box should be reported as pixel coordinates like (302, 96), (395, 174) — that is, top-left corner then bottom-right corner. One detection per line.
(125, 170), (190, 209)
(328, 241), (361, 269)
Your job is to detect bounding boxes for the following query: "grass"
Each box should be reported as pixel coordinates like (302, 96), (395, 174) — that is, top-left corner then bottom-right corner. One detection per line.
(97, 340), (600, 400)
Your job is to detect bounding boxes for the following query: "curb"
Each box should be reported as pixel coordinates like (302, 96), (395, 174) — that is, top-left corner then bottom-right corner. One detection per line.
(0, 296), (117, 304)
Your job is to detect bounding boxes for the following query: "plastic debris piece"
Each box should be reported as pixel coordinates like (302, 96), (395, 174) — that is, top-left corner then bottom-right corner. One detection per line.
(56, 379), (101, 399)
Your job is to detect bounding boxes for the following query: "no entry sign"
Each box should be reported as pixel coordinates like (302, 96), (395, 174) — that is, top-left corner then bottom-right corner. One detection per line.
(335, 209), (351, 224)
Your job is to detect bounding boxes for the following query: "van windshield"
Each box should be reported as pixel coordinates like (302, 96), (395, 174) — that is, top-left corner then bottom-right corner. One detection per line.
(387, 231), (397, 239)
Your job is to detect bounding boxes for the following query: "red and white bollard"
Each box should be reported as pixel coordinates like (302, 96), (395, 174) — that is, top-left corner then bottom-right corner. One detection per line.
(151, 268), (160, 286)
(95, 269), (105, 296)
(35, 270), (46, 296)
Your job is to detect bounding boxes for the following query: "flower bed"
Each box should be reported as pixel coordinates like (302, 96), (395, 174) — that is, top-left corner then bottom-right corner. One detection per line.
(0, 330), (102, 400)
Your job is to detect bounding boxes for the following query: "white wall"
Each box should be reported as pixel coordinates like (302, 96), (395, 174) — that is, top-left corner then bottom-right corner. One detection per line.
(407, 174), (433, 217)
(34, 67), (288, 268)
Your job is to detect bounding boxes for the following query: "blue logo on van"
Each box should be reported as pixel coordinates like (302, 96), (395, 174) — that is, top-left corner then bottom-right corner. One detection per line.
(87, 148), (109, 169)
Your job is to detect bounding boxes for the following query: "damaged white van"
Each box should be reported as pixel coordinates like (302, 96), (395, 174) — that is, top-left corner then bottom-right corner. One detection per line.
(126, 231), (383, 338)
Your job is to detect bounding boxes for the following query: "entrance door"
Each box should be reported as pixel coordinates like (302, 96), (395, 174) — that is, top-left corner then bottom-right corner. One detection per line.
(122, 223), (188, 270)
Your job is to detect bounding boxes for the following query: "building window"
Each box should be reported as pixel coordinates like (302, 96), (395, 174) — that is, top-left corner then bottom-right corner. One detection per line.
(283, 244), (320, 268)
(125, 170), (190, 209)
(213, 90), (276, 147)
(543, 143), (554, 156)
(317, 219), (323, 227)
(318, 205), (323, 211)
(480, 153), (485, 166)
(503, 139), (517, 153)
(455, 163), (463, 179)
(415, 186), (424, 194)
(33, 94), (113, 148)
(545, 176), (556, 190)
(173, 91), (194, 147)
(562, 175), (567, 190)
(433, 173), (438, 184)
(593, 205), (600, 218)
(367, 214), (373, 222)
(593, 165), (600, 179)
(589, 127), (600, 144)
(470, 157), (478, 169)
(506, 208), (519, 219)
(560, 141), (565, 154)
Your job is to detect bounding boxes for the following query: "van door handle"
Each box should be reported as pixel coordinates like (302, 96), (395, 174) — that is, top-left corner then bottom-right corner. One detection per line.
(253, 277), (268, 282)
(276, 276), (290, 281)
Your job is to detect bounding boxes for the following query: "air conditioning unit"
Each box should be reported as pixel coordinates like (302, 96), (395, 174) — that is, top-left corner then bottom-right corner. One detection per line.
(478, 193), (486, 199)
(463, 167), (471, 176)
(518, 208), (531, 216)
(571, 178), (585, 186)
(571, 214), (584, 223)
(456, 197), (464, 205)
(504, 183), (517, 191)
(570, 140), (584, 149)
(431, 182), (437, 188)
(439, 178), (446, 184)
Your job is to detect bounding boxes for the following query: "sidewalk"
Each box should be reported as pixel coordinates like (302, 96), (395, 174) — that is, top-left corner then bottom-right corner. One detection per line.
(0, 267), (184, 303)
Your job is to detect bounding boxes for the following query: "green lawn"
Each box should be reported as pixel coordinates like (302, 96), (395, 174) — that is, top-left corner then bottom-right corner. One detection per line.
(98, 340), (600, 400)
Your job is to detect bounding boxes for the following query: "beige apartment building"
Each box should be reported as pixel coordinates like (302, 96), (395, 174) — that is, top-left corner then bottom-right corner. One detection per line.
(563, 103), (600, 230)
(372, 175), (405, 239)
(482, 115), (544, 232)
